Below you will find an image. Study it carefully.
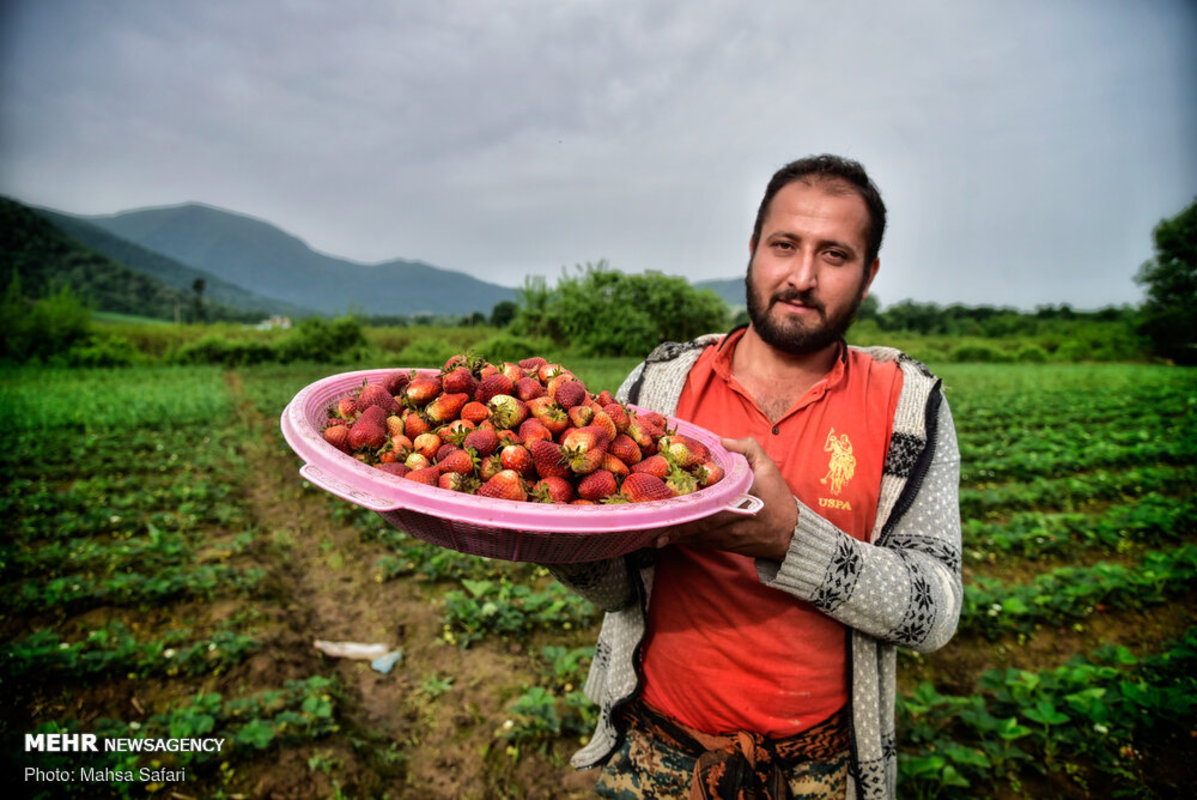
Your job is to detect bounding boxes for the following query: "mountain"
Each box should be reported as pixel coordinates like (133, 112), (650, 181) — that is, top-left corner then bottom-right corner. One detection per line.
(1, 197), (258, 322)
(34, 208), (317, 319)
(695, 277), (745, 307)
(75, 203), (517, 317)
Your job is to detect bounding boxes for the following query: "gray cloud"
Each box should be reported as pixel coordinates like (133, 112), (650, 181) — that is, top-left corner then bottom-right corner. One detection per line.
(2, 0), (1194, 309)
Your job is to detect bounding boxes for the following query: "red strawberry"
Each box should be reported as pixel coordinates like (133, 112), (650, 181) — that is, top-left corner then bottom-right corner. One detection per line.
(513, 376), (547, 401)
(435, 442), (463, 464)
(461, 401), (491, 426)
(518, 418), (553, 445)
(659, 434), (709, 469)
(519, 356), (548, 373)
(499, 444), (535, 478)
(442, 366), (478, 396)
(696, 460), (725, 488)
(608, 433), (643, 466)
(405, 376), (443, 407)
(487, 394), (528, 430)
(553, 379), (588, 409)
(590, 408), (619, 442)
(477, 469), (527, 501)
(425, 392), (470, 424)
(600, 452), (630, 477)
(631, 454), (671, 479)
(323, 424), (351, 453)
(478, 453), (504, 481)
(404, 452), (431, 471)
(438, 418), (474, 445)
(577, 470), (618, 501)
(404, 411), (432, 440)
(602, 403), (631, 433)
(376, 462), (411, 478)
(567, 404), (594, 428)
(531, 476), (575, 504)
(528, 439), (571, 478)
(403, 465), (441, 485)
(537, 363), (566, 383)
(560, 425), (610, 475)
(334, 395), (358, 419)
(388, 434), (413, 459)
(621, 472), (672, 503)
(475, 373), (514, 404)
(356, 383), (399, 414)
(638, 410), (669, 430)
(595, 390), (616, 406)
(526, 396), (570, 435)
(386, 414), (405, 437)
(438, 472), (478, 493)
(382, 370), (412, 397)
(462, 428), (500, 458)
(349, 405), (388, 450)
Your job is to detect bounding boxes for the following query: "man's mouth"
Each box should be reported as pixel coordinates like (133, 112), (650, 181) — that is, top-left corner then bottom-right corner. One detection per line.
(770, 290), (824, 315)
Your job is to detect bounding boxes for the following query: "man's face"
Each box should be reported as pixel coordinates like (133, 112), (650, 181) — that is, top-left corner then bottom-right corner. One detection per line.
(745, 179), (879, 356)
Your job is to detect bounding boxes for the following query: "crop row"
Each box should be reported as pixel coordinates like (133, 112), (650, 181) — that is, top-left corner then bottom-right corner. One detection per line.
(896, 626), (1196, 799)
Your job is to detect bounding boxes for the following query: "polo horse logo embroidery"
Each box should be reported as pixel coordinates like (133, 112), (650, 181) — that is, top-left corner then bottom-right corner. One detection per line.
(821, 428), (856, 495)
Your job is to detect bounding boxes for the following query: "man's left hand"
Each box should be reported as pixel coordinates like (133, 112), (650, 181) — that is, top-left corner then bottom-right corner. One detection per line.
(653, 436), (798, 561)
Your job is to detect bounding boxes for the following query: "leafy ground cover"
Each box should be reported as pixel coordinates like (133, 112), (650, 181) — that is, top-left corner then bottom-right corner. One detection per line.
(1, 360), (1193, 799)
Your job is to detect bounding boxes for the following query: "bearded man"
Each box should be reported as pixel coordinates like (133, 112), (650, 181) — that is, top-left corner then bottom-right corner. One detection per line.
(552, 154), (962, 800)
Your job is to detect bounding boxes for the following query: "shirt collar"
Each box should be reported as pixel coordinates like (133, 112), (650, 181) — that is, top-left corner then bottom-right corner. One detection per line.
(712, 327), (849, 392)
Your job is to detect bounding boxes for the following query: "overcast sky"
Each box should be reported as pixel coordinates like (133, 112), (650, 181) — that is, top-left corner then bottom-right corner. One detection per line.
(1, 1), (1194, 310)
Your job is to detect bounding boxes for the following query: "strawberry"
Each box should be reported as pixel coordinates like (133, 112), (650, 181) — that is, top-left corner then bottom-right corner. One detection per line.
(496, 428), (523, 447)
(386, 414), (405, 437)
(356, 383), (399, 414)
(519, 356), (548, 373)
(621, 472), (672, 503)
(531, 476), (575, 504)
(323, 424), (351, 453)
(478, 453), (504, 481)
(349, 405), (388, 450)
(528, 439), (571, 478)
(526, 396), (570, 435)
(461, 401), (491, 426)
(438, 472), (478, 493)
(553, 379), (588, 409)
(382, 370), (412, 397)
(442, 365), (479, 396)
(638, 410), (669, 430)
(696, 460), (725, 488)
(405, 375), (443, 407)
(537, 363), (566, 383)
(590, 408), (619, 442)
(600, 452), (630, 476)
(412, 432), (442, 459)
(388, 434), (413, 459)
(435, 442), (461, 463)
(517, 418), (553, 445)
(487, 394), (528, 430)
(477, 469), (527, 501)
(404, 411), (432, 440)
(438, 418), (474, 445)
(475, 373), (514, 404)
(334, 395), (358, 419)
(376, 462), (411, 478)
(577, 470), (618, 501)
(513, 376), (547, 401)
(567, 404), (594, 428)
(631, 454), (671, 479)
(499, 362), (524, 383)
(425, 392), (470, 424)
(608, 433), (643, 466)
(659, 434), (707, 468)
(403, 465), (441, 485)
(462, 428), (500, 458)
(665, 467), (699, 497)
(404, 452), (432, 471)
(560, 425), (610, 475)
(595, 390), (616, 406)
(602, 403), (631, 433)
(499, 444), (535, 478)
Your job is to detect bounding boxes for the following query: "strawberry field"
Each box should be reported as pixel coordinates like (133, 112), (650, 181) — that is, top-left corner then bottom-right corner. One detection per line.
(1, 359), (1194, 800)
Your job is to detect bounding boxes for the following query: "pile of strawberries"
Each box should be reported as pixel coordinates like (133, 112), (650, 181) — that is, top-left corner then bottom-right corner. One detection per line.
(320, 354), (725, 504)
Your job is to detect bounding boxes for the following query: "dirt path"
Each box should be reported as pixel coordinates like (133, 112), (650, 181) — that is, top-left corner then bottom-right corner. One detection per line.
(229, 370), (599, 799)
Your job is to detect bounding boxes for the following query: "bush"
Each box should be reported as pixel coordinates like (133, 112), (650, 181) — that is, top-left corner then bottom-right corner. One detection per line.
(949, 344), (1012, 363)
(276, 316), (369, 363)
(62, 336), (143, 368)
(470, 334), (560, 365)
(395, 337), (459, 368)
(1015, 344), (1049, 363)
(173, 335), (277, 366)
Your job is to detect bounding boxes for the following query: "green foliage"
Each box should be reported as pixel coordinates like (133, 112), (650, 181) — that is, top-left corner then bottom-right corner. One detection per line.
(510, 261), (729, 356)
(1135, 197), (1197, 364)
(0, 275), (92, 362)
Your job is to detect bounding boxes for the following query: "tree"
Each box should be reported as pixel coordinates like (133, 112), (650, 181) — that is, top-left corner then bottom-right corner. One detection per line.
(1135, 198), (1197, 364)
(192, 278), (207, 324)
(490, 299), (517, 328)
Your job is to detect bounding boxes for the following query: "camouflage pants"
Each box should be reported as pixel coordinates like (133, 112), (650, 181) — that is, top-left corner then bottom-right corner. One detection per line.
(592, 701), (849, 800)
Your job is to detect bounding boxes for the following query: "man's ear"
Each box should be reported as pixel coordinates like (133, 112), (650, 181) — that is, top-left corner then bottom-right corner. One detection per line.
(861, 258), (881, 299)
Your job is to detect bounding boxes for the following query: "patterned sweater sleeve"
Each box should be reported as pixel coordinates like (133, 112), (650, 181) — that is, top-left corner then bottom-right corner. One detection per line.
(757, 398), (963, 653)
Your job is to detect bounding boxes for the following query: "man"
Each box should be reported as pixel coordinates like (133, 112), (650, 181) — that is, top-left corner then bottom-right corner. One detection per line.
(552, 154), (962, 800)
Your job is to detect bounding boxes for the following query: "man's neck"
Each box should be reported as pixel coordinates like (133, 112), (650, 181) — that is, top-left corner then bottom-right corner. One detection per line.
(730, 326), (841, 421)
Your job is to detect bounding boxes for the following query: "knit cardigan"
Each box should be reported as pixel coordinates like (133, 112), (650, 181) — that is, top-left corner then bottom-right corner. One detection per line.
(551, 335), (963, 800)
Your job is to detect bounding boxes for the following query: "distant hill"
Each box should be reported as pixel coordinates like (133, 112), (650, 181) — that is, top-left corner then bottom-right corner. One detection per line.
(0, 197), (259, 323)
(75, 203), (517, 317)
(695, 277), (745, 307)
(34, 208), (317, 319)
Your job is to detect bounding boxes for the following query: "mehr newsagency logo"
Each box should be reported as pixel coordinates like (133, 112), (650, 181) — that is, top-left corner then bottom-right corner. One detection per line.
(23, 732), (226, 785)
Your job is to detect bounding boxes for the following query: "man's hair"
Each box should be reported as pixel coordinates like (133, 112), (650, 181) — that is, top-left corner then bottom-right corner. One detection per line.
(750, 154), (887, 266)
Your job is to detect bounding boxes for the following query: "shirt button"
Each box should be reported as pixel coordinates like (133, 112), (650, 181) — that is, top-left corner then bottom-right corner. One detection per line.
(771, 425), (780, 435)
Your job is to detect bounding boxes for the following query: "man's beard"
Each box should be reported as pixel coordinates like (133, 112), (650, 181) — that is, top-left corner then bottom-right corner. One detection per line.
(744, 264), (866, 356)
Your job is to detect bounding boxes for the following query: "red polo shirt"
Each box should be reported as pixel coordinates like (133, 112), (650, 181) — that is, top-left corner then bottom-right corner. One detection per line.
(640, 329), (903, 736)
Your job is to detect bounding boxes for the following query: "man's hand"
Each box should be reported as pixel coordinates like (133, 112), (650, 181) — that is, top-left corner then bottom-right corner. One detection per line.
(653, 436), (798, 561)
